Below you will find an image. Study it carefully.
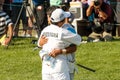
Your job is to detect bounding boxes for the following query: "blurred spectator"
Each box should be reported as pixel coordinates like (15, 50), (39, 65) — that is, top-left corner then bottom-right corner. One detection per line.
(81, 0), (89, 20)
(11, 0), (28, 37)
(0, 0), (4, 8)
(32, 0), (49, 37)
(111, 0), (120, 37)
(50, 0), (72, 6)
(86, 0), (114, 42)
(26, 0), (34, 37)
(3, 0), (12, 17)
(50, 0), (63, 6)
(81, 0), (88, 3)
(72, 0), (81, 1)
(0, 0), (13, 46)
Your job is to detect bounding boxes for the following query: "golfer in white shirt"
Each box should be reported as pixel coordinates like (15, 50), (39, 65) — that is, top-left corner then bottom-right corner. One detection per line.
(38, 9), (81, 80)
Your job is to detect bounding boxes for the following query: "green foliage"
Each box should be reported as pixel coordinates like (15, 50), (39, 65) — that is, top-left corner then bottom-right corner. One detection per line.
(0, 37), (120, 80)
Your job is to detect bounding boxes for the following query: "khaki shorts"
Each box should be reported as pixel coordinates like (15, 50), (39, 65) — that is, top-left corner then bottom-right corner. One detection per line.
(26, 0), (34, 17)
(0, 34), (6, 45)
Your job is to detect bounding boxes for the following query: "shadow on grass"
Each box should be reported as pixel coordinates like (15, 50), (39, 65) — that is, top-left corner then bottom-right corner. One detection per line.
(112, 38), (120, 41)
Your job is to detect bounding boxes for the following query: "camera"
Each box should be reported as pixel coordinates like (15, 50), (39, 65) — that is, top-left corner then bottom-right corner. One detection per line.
(94, 0), (100, 6)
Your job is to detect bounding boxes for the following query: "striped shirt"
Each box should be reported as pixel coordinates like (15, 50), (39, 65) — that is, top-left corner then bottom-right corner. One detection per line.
(0, 11), (12, 37)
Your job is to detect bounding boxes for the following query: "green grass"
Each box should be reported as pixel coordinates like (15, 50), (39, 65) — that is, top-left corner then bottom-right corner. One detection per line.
(0, 37), (120, 80)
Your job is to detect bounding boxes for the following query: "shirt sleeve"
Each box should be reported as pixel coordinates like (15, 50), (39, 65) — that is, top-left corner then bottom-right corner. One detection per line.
(37, 30), (44, 47)
(61, 28), (82, 45)
(5, 14), (13, 27)
(37, 36), (41, 47)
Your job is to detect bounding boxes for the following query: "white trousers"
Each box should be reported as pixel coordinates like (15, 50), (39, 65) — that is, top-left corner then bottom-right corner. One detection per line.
(42, 72), (70, 80)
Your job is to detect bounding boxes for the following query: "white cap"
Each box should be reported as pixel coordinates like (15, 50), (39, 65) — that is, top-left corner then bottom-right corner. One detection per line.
(50, 9), (70, 22)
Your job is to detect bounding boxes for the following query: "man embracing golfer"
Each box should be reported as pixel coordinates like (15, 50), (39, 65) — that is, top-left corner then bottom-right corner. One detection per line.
(38, 8), (81, 80)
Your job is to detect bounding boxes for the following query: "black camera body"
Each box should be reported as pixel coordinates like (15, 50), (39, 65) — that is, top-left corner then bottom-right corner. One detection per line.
(94, 0), (100, 6)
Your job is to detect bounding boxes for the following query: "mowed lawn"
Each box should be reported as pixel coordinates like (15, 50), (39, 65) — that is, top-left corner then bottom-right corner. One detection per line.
(0, 37), (120, 80)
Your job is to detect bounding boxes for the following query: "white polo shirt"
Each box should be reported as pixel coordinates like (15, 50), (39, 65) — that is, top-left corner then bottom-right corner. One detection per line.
(38, 24), (81, 74)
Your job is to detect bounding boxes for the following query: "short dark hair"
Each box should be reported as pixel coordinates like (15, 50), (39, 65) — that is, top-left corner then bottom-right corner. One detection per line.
(51, 19), (65, 25)
(60, 2), (70, 11)
(47, 6), (60, 16)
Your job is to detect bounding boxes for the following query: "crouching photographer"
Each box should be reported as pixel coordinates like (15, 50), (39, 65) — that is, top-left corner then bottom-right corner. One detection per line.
(86, 0), (114, 42)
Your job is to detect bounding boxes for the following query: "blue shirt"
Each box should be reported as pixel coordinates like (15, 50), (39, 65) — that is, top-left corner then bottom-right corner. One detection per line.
(32, 0), (46, 6)
(12, 0), (23, 3)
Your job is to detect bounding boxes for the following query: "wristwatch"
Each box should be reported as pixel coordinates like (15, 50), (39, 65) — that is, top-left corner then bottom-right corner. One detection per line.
(62, 49), (67, 54)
